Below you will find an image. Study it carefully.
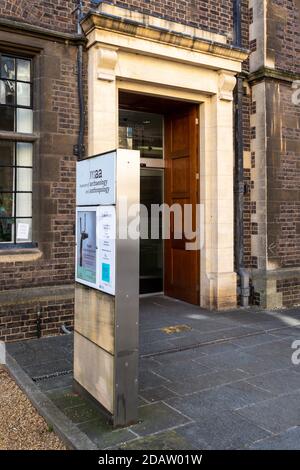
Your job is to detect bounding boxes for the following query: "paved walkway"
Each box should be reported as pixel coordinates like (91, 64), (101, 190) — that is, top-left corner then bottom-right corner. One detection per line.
(6, 296), (300, 450)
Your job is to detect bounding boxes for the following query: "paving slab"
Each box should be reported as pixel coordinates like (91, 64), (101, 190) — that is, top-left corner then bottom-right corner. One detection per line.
(147, 348), (206, 365)
(116, 429), (201, 450)
(244, 368), (300, 395)
(166, 380), (273, 418)
(195, 348), (290, 375)
(128, 402), (191, 437)
(230, 333), (281, 348)
(174, 411), (270, 450)
(79, 418), (136, 449)
(148, 360), (210, 382)
(139, 385), (179, 403)
(196, 341), (240, 355)
(139, 369), (171, 390)
(248, 426), (300, 450)
(5, 298), (300, 450)
(235, 391), (300, 434)
(165, 369), (249, 396)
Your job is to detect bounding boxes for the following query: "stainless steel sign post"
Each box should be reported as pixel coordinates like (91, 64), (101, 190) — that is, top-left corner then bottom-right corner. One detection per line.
(74, 149), (140, 426)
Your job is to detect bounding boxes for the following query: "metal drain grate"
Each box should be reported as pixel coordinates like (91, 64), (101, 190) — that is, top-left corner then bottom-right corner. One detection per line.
(32, 369), (73, 383)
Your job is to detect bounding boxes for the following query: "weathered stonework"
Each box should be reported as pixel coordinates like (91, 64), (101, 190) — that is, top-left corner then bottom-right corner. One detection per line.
(248, 0), (300, 308)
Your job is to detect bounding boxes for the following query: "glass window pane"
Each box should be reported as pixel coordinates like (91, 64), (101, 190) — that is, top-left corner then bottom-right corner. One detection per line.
(0, 80), (15, 105)
(16, 192), (31, 217)
(0, 167), (14, 192)
(17, 82), (30, 106)
(0, 192), (13, 217)
(119, 110), (163, 159)
(17, 59), (31, 82)
(0, 140), (14, 166)
(0, 189), (13, 242)
(0, 106), (14, 131)
(1, 56), (15, 80)
(17, 167), (32, 191)
(0, 217), (13, 242)
(17, 108), (33, 133)
(17, 142), (32, 167)
(16, 218), (32, 242)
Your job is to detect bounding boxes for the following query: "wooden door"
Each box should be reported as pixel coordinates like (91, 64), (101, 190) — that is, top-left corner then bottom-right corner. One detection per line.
(164, 104), (200, 305)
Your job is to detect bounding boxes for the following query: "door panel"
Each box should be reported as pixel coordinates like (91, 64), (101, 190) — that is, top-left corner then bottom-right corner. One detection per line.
(140, 169), (164, 294)
(164, 104), (199, 305)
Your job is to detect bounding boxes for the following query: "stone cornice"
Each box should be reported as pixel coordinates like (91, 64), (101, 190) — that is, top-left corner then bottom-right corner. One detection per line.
(81, 11), (248, 64)
(248, 67), (300, 84)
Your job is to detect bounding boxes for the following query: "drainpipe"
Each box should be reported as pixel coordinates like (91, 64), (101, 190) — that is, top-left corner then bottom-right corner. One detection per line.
(75, 0), (85, 159)
(233, 0), (250, 307)
(36, 309), (42, 339)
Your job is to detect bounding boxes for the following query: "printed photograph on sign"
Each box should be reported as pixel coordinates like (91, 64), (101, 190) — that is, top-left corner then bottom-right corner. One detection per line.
(98, 205), (116, 296)
(76, 209), (97, 287)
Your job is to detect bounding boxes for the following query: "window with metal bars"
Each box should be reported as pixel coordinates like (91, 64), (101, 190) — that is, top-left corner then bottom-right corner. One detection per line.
(0, 54), (34, 245)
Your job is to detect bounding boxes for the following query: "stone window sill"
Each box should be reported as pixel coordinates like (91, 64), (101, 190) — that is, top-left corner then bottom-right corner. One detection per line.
(0, 247), (42, 263)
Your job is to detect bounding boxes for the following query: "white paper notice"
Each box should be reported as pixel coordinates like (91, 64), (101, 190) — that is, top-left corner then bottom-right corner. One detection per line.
(98, 206), (116, 296)
(17, 223), (29, 240)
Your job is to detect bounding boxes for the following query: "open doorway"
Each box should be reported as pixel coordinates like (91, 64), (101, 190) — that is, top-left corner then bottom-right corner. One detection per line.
(118, 91), (200, 305)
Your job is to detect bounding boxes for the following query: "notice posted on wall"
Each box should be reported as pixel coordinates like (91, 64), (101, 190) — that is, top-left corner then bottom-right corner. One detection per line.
(17, 222), (30, 240)
(98, 205), (116, 296)
(76, 209), (97, 288)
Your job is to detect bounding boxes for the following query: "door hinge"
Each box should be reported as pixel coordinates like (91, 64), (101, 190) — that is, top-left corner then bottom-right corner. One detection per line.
(196, 173), (200, 180)
(195, 118), (199, 125)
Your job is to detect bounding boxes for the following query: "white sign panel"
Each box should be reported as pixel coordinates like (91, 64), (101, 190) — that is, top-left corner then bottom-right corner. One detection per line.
(76, 151), (116, 206)
(98, 206), (116, 296)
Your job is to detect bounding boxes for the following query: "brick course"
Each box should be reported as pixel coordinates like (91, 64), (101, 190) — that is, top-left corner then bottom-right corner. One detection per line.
(267, 82), (300, 270)
(0, 297), (74, 342)
(267, 0), (300, 75)
(277, 278), (300, 307)
(0, 0), (250, 49)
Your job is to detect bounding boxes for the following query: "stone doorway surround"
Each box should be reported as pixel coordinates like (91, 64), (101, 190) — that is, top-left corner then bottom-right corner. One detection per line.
(81, 3), (248, 310)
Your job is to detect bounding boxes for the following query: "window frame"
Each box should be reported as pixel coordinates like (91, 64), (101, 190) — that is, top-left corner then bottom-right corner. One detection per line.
(0, 53), (33, 133)
(0, 52), (36, 249)
(0, 140), (34, 245)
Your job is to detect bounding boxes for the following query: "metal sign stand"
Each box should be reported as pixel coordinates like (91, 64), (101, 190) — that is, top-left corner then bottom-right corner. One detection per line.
(74, 149), (140, 426)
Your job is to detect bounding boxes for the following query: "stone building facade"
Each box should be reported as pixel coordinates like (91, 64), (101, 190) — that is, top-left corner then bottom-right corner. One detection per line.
(248, 0), (300, 308)
(0, 0), (299, 342)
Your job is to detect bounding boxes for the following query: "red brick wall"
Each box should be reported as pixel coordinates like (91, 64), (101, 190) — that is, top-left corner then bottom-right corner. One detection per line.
(266, 82), (300, 270)
(0, 0), (77, 33)
(0, 26), (81, 339)
(0, 38), (81, 292)
(244, 168), (252, 268)
(113, 0), (235, 38)
(0, 297), (74, 342)
(267, 0), (300, 75)
(0, 1), (252, 47)
(277, 278), (300, 307)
